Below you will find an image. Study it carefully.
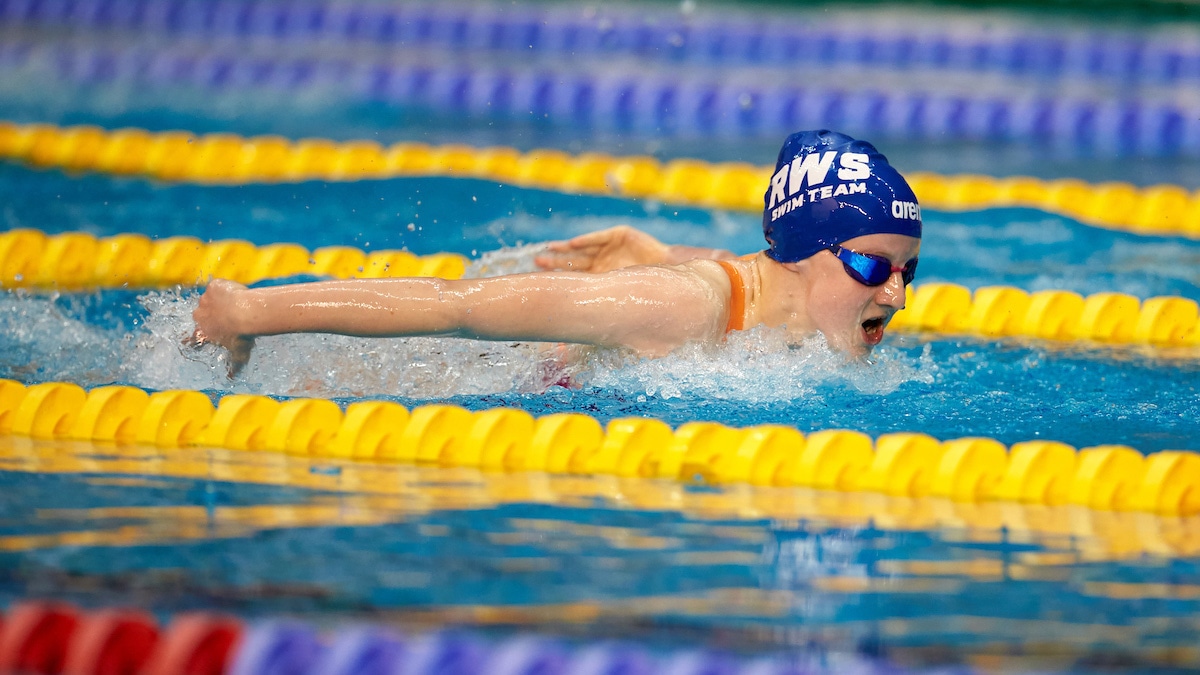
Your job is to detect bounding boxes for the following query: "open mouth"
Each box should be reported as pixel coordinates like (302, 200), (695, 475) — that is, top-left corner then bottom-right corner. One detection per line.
(861, 316), (886, 345)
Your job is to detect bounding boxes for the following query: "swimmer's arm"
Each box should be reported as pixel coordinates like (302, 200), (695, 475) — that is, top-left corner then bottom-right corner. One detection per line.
(534, 225), (736, 273)
(195, 267), (724, 354)
(662, 244), (739, 264)
(453, 266), (725, 351)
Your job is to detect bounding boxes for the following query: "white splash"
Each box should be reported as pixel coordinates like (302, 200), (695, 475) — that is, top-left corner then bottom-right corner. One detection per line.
(462, 243), (547, 278)
(133, 290), (565, 398)
(576, 325), (936, 402)
(0, 290), (133, 383)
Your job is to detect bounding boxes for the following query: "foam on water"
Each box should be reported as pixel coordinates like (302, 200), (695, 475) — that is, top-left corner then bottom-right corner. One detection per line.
(578, 327), (935, 402)
(0, 290), (134, 384)
(462, 243), (548, 277)
(136, 290), (563, 398)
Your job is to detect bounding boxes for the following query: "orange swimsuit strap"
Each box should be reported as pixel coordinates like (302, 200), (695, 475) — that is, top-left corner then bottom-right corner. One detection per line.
(716, 260), (746, 333)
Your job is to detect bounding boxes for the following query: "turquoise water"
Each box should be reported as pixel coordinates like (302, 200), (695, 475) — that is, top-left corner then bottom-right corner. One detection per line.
(1, 163), (1198, 453)
(2, 443), (1199, 673)
(3, 3), (1200, 672)
(7, 3), (1200, 186)
(1, 161), (1198, 673)
(5, 164), (1199, 301)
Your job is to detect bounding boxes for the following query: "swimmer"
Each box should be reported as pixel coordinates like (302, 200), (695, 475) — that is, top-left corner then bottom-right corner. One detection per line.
(189, 130), (921, 376)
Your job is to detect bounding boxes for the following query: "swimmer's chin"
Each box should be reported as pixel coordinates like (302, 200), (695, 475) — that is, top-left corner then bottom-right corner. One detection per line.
(803, 331), (874, 360)
(842, 315), (892, 358)
(750, 325), (873, 359)
(835, 342), (874, 360)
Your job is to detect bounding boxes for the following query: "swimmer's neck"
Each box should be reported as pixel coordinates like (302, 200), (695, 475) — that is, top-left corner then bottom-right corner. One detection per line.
(744, 251), (816, 338)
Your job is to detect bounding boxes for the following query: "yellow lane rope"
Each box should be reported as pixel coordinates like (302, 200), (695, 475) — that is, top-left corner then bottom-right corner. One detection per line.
(2, 122), (1199, 239)
(2, 379), (1198, 517)
(1, 441), (1195, 563)
(2, 228), (1196, 348)
(891, 283), (1198, 347)
(0, 228), (467, 288)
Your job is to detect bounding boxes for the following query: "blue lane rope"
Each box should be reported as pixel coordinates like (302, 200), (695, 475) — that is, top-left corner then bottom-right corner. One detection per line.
(2, 36), (1195, 156)
(3, 0), (1199, 88)
(231, 621), (824, 675)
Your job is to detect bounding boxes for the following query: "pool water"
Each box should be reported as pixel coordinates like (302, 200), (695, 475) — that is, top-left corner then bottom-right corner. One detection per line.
(2, 440), (1199, 673)
(0, 162), (1198, 672)
(2, 2), (1200, 673)
(1, 164), (1197, 453)
(7, 2), (1200, 186)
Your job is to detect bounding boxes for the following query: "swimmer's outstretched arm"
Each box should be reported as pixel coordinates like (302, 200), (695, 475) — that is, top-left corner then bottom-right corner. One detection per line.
(534, 225), (736, 274)
(191, 264), (729, 376)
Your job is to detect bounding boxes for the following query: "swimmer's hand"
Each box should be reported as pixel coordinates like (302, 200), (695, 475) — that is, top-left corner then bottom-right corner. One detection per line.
(187, 279), (255, 378)
(534, 225), (670, 273)
(534, 225), (739, 272)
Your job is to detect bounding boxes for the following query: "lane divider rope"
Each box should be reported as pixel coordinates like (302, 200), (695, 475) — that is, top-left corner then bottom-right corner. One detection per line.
(0, 601), (240, 675)
(0, 228), (467, 288)
(2, 228), (1197, 349)
(0, 600), (878, 675)
(2, 35), (1197, 158)
(2, 433), (1196, 561)
(890, 283), (1199, 347)
(3, 122), (1199, 239)
(5, 0), (1199, 89)
(2, 379), (1199, 517)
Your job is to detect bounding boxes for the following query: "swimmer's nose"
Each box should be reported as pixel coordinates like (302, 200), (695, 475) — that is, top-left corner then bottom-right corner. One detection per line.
(876, 272), (907, 309)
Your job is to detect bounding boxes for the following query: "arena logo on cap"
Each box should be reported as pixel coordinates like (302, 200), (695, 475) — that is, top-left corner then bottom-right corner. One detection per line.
(892, 200), (921, 220)
(767, 151), (871, 222)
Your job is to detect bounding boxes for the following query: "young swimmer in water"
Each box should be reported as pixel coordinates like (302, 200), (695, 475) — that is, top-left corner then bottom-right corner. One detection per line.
(189, 130), (921, 376)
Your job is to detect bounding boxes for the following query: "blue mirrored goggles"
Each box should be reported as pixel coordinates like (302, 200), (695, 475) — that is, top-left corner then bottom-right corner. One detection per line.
(829, 246), (918, 287)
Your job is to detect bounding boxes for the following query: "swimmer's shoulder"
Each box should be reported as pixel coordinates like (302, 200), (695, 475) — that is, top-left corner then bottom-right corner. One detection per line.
(676, 258), (729, 278)
(673, 255), (756, 296)
(601, 258), (729, 290)
(671, 259), (730, 299)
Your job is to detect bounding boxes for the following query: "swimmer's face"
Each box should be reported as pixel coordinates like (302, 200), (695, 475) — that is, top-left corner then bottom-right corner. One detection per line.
(792, 233), (921, 357)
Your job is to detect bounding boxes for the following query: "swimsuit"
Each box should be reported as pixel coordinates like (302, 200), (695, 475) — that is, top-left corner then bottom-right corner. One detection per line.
(716, 260), (746, 333)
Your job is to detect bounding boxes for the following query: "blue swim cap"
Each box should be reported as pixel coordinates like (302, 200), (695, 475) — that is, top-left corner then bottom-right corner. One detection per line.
(762, 130), (921, 263)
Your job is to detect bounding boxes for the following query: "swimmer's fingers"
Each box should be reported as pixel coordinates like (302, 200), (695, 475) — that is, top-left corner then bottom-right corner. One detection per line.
(189, 279), (256, 378)
(182, 328), (252, 379)
(532, 249), (597, 271)
(542, 239), (579, 253)
(547, 228), (623, 251)
(537, 226), (670, 272)
(536, 234), (607, 267)
(535, 228), (620, 270)
(225, 336), (255, 378)
(182, 329), (207, 348)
